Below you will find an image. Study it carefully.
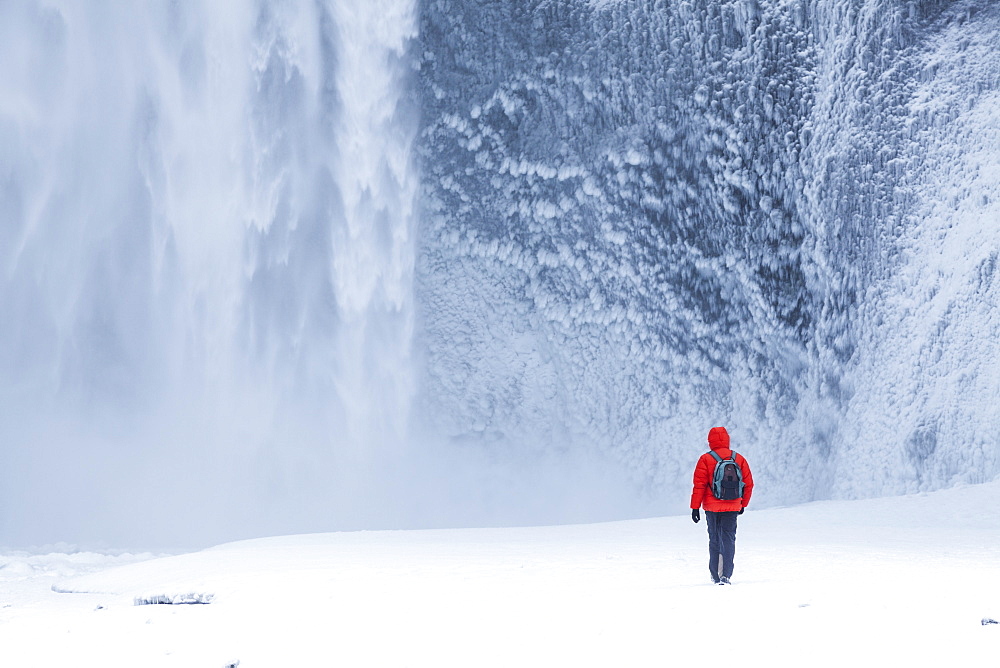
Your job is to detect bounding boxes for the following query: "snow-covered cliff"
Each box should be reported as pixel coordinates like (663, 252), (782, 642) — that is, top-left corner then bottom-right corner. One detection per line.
(415, 0), (1000, 506)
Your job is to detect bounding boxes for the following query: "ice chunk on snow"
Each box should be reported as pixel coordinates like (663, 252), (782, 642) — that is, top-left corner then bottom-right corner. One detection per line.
(133, 592), (214, 606)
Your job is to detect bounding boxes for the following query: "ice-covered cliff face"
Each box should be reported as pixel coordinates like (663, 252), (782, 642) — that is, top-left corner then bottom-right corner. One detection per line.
(1, 0), (998, 547)
(415, 0), (1000, 506)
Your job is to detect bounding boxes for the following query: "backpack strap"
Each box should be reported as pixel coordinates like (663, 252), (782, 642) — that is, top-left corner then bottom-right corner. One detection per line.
(707, 450), (722, 463)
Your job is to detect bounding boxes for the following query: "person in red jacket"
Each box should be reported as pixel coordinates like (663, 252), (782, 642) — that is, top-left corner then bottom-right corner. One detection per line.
(690, 426), (754, 584)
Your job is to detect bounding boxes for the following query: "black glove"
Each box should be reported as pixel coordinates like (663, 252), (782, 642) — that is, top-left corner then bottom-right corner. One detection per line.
(691, 509), (700, 523)
(738, 507), (745, 515)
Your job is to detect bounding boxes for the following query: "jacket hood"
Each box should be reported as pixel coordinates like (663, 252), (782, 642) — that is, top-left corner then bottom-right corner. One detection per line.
(708, 427), (730, 451)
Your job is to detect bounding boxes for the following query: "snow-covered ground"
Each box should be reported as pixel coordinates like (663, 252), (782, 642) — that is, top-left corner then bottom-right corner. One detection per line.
(2, 481), (999, 667)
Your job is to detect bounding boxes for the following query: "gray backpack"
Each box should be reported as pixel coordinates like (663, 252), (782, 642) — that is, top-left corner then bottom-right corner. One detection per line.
(708, 450), (744, 501)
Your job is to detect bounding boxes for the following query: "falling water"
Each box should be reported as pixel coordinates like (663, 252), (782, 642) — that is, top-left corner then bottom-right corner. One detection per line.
(0, 0), (419, 547)
(328, 0), (417, 478)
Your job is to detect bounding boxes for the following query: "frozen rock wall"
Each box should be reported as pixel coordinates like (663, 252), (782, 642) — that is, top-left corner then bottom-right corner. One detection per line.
(414, 0), (1000, 506)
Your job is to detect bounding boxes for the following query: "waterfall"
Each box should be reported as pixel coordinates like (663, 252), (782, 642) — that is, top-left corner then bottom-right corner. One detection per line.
(0, 0), (419, 547)
(328, 0), (417, 476)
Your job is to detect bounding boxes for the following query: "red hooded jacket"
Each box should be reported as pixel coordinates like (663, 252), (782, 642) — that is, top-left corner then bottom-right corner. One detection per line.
(690, 427), (754, 512)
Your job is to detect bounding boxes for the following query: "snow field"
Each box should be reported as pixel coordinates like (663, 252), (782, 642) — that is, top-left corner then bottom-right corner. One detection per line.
(2, 481), (999, 666)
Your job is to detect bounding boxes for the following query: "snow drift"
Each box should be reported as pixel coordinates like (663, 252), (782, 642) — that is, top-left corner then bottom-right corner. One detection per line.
(2, 481), (999, 666)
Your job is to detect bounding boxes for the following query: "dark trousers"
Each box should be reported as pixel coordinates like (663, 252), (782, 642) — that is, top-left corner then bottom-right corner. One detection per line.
(705, 511), (739, 581)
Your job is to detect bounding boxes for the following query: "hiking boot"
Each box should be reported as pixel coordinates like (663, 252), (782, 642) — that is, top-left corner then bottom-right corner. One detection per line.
(719, 577), (731, 585)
